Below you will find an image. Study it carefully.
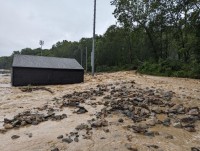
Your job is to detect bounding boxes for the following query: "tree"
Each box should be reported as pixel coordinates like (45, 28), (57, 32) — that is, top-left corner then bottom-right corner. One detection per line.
(111, 0), (163, 61)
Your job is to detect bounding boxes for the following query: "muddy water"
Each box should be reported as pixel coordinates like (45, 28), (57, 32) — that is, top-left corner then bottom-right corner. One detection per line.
(0, 73), (10, 88)
(0, 71), (200, 151)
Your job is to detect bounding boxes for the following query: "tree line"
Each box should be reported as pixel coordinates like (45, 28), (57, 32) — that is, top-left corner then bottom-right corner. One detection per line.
(0, 0), (199, 78)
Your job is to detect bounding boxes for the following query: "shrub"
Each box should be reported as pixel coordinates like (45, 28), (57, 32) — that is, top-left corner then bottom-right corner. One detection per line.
(138, 60), (200, 79)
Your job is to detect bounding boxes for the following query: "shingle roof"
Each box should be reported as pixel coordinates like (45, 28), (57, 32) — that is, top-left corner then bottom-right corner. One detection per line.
(12, 55), (84, 70)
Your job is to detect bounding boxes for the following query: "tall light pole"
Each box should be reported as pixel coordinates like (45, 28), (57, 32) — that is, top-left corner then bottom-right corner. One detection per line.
(91, 0), (96, 76)
(39, 40), (44, 56)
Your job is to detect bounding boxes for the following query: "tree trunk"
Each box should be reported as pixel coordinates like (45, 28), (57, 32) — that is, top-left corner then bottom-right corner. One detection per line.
(144, 26), (159, 62)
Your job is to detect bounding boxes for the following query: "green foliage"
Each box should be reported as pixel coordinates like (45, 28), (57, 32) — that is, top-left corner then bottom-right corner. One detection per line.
(138, 60), (200, 79)
(0, 56), (13, 69)
(111, 0), (200, 62)
(96, 64), (136, 72)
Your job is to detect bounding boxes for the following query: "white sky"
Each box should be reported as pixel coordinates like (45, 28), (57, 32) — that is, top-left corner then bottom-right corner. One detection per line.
(0, 0), (116, 56)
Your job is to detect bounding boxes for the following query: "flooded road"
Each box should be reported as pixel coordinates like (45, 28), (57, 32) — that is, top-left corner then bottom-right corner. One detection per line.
(0, 71), (200, 151)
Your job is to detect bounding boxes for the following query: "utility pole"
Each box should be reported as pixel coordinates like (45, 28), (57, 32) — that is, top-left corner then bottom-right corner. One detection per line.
(91, 0), (96, 76)
(86, 47), (88, 73)
(39, 40), (44, 56)
(81, 48), (83, 66)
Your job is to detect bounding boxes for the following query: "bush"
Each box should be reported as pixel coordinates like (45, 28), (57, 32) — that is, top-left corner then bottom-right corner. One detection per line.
(96, 64), (136, 72)
(138, 60), (200, 79)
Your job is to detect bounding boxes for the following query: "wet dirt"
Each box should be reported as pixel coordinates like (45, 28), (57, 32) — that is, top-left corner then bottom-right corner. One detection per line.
(0, 71), (199, 151)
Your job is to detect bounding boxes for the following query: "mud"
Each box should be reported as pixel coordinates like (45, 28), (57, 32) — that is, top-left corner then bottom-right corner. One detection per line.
(0, 71), (200, 151)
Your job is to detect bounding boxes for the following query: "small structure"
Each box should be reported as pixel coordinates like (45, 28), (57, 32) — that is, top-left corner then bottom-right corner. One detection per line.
(12, 55), (84, 86)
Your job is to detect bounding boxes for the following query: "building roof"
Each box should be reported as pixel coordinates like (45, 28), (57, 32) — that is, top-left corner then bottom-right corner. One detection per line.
(12, 55), (84, 70)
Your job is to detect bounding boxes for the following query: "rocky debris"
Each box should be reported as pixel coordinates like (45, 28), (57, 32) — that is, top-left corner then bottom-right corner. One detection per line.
(91, 119), (108, 128)
(58, 129), (82, 144)
(151, 107), (163, 114)
(4, 118), (12, 123)
(3, 111), (67, 130)
(140, 108), (150, 116)
(178, 115), (198, 132)
(25, 133), (32, 138)
(180, 116), (196, 123)
(43, 81), (200, 148)
(11, 135), (20, 139)
(51, 148), (59, 151)
(147, 144), (159, 149)
(62, 88), (104, 104)
(146, 118), (157, 126)
(131, 124), (148, 134)
(118, 118), (124, 123)
(75, 123), (89, 130)
(184, 126), (196, 132)
(127, 135), (134, 142)
(125, 143), (138, 151)
(75, 106), (88, 114)
(191, 147), (200, 151)
(144, 131), (159, 137)
(57, 118), (107, 143)
(164, 134), (174, 139)
(82, 134), (92, 140)
(163, 118), (171, 126)
(51, 114), (67, 121)
(163, 91), (174, 101)
(61, 100), (80, 107)
(172, 121), (182, 128)
(70, 131), (79, 136)
(28, 133), (33, 138)
(0, 128), (7, 134)
(62, 137), (73, 143)
(104, 95), (112, 99)
(168, 104), (185, 114)
(103, 128), (110, 133)
(57, 135), (63, 139)
(90, 97), (96, 100)
(74, 137), (79, 142)
(92, 81), (200, 137)
(3, 123), (13, 129)
(20, 86), (53, 94)
(2, 80), (199, 150)
(188, 108), (199, 116)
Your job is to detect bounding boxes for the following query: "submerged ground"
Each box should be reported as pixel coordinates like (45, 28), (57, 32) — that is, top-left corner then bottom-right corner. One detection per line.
(0, 71), (200, 151)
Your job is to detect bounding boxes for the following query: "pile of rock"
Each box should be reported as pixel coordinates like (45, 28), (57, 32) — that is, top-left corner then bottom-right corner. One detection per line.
(56, 123), (93, 145)
(2, 80), (199, 150)
(62, 88), (106, 102)
(94, 82), (200, 134)
(41, 81), (199, 150)
(3, 111), (67, 130)
(2, 83), (108, 132)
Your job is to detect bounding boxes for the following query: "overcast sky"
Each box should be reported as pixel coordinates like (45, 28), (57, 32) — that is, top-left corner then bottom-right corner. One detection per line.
(0, 0), (116, 57)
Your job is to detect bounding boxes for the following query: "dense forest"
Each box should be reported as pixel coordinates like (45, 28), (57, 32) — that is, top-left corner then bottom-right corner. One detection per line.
(0, 0), (199, 78)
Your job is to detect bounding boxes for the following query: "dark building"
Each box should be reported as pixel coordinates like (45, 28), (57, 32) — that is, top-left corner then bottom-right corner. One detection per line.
(12, 55), (84, 86)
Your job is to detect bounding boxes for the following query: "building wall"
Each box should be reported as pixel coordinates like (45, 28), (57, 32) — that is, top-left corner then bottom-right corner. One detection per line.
(12, 67), (84, 86)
